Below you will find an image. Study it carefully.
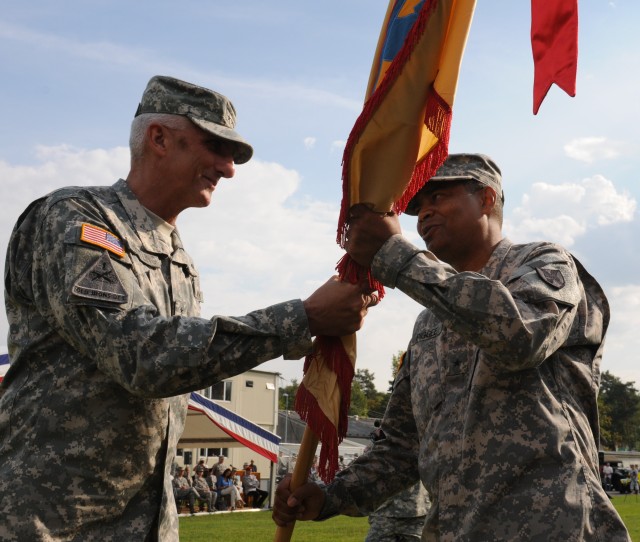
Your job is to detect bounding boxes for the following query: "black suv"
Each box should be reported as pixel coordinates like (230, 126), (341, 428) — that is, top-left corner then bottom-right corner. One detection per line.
(611, 467), (631, 494)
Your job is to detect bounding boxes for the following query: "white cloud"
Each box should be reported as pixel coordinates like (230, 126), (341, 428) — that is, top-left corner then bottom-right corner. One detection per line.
(602, 285), (640, 385)
(564, 137), (623, 163)
(331, 140), (346, 154)
(505, 174), (636, 245)
(303, 137), (316, 150)
(0, 145), (130, 262)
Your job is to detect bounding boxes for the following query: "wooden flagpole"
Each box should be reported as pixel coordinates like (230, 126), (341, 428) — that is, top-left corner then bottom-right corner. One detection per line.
(273, 427), (319, 541)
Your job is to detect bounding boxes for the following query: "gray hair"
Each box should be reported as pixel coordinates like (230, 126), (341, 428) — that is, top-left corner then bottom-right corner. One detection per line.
(129, 113), (191, 161)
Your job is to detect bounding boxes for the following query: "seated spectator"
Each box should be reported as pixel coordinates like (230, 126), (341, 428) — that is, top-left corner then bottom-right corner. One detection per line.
(231, 467), (244, 503)
(217, 468), (244, 510)
(242, 464), (268, 508)
(171, 466), (197, 515)
(193, 468), (217, 512)
(183, 465), (193, 487)
(205, 468), (216, 492)
(194, 459), (207, 476)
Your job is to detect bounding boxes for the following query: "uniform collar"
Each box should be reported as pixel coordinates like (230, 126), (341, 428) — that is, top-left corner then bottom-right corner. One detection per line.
(113, 178), (173, 256)
(479, 238), (513, 280)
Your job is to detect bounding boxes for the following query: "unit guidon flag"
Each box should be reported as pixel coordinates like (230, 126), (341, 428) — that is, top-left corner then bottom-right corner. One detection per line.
(295, 0), (477, 482)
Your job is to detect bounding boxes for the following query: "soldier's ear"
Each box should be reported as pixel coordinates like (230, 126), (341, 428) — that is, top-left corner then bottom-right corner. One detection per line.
(479, 186), (497, 214)
(147, 124), (170, 156)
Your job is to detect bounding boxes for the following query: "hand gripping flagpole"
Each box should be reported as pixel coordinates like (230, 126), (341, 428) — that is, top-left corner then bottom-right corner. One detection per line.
(273, 430), (319, 542)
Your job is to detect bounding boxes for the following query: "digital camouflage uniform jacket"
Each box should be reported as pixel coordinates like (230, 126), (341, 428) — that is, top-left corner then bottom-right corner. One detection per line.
(0, 179), (311, 541)
(365, 482), (430, 542)
(321, 236), (630, 541)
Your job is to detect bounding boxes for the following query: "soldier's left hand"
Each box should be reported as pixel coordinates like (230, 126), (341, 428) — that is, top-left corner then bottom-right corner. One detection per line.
(345, 203), (401, 267)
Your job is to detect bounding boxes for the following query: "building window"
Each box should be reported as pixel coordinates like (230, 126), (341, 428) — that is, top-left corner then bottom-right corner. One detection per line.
(176, 448), (183, 457)
(205, 447), (229, 458)
(246, 380), (254, 388)
(194, 447), (230, 459)
(204, 381), (232, 402)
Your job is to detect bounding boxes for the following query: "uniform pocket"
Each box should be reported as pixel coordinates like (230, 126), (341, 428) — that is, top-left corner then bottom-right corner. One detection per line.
(437, 328), (476, 377)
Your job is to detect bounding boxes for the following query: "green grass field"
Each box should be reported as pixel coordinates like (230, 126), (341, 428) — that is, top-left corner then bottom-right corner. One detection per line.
(179, 510), (369, 541)
(179, 496), (640, 541)
(614, 494), (640, 541)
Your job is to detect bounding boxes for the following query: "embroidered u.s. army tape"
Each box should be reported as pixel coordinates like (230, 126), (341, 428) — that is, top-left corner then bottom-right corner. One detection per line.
(80, 223), (125, 257)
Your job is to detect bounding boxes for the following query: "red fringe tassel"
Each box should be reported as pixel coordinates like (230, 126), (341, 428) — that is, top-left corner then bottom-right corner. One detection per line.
(393, 88), (452, 214)
(296, 335), (355, 482)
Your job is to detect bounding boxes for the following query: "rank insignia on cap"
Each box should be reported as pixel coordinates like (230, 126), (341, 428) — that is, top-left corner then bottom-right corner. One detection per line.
(72, 251), (129, 304)
(536, 267), (565, 289)
(80, 223), (125, 257)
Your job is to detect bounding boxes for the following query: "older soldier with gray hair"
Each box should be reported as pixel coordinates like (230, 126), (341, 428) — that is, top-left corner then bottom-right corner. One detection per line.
(273, 153), (631, 540)
(0, 75), (377, 541)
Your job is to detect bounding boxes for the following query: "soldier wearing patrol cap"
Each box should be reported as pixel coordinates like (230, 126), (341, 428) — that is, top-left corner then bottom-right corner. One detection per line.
(273, 153), (631, 541)
(0, 76), (377, 541)
(403, 153), (504, 216)
(133, 75), (254, 165)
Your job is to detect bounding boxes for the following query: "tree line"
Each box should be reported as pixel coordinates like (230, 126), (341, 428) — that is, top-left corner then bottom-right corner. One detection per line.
(278, 354), (640, 451)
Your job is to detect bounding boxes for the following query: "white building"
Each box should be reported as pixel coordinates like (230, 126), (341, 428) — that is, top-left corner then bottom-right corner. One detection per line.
(176, 368), (280, 479)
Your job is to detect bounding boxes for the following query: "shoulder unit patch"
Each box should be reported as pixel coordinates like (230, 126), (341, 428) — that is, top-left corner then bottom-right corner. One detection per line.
(80, 223), (125, 257)
(72, 251), (129, 304)
(536, 267), (565, 289)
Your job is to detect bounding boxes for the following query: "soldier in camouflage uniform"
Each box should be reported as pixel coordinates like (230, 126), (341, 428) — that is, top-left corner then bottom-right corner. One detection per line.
(273, 154), (631, 541)
(0, 76), (376, 541)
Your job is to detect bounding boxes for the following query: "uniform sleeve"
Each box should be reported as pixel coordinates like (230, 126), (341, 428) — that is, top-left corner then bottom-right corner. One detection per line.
(26, 197), (312, 397)
(319, 356), (421, 519)
(371, 235), (583, 372)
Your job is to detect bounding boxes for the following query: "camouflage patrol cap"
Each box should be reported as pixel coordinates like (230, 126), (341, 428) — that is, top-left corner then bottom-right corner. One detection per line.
(405, 153), (503, 215)
(135, 75), (253, 164)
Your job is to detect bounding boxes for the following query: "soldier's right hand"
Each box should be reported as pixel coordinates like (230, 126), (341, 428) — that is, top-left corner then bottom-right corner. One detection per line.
(303, 276), (378, 337)
(272, 475), (325, 527)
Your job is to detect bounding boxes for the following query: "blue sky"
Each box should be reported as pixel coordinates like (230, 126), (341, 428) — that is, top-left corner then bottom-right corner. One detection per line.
(1, 0), (638, 392)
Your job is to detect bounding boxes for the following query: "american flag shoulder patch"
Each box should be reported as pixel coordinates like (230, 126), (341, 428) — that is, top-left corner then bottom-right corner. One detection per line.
(80, 223), (125, 257)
